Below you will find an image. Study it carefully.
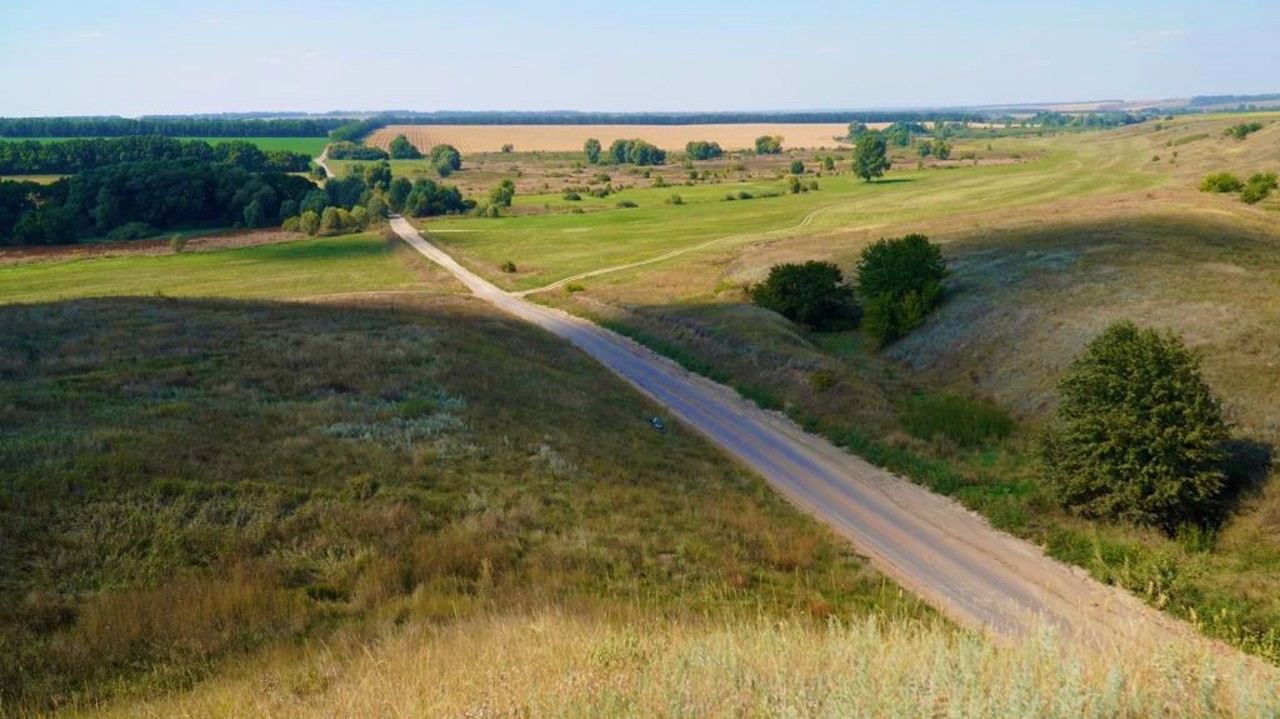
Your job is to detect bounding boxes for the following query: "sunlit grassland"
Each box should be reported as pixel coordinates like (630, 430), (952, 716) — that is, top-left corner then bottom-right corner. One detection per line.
(1, 295), (924, 713)
(418, 129), (1165, 291)
(0, 232), (437, 304)
(84, 610), (1279, 718)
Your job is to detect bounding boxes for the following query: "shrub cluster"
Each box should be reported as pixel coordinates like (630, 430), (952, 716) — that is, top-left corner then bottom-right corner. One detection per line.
(607, 139), (666, 166)
(1223, 122), (1264, 140)
(1199, 171), (1277, 204)
(685, 140), (724, 161)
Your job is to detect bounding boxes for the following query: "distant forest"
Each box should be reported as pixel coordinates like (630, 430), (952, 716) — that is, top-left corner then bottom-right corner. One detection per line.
(0, 137), (313, 174)
(1, 112), (990, 142)
(0, 117), (346, 138)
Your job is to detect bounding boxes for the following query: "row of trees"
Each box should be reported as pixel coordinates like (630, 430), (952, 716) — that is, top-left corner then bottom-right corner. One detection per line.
(582, 139), (666, 166)
(0, 117), (343, 138)
(0, 160), (317, 245)
(0, 136), (312, 174)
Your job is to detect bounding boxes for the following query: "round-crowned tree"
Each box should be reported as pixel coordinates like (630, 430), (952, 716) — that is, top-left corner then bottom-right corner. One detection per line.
(749, 261), (860, 331)
(1041, 321), (1231, 532)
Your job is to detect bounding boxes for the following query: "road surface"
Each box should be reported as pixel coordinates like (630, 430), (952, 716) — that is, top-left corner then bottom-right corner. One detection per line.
(389, 216), (1197, 645)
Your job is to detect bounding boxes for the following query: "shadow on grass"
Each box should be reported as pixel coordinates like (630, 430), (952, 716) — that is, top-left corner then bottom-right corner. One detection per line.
(1218, 438), (1275, 521)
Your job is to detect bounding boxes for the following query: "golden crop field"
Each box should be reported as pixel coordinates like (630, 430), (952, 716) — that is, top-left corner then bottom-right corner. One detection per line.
(366, 123), (864, 154)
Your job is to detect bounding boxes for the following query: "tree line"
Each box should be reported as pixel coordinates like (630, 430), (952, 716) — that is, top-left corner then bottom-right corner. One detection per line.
(0, 137), (313, 174)
(0, 161), (317, 245)
(0, 117), (344, 138)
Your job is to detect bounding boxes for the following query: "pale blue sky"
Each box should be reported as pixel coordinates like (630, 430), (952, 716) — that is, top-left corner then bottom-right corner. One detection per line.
(1, 0), (1276, 116)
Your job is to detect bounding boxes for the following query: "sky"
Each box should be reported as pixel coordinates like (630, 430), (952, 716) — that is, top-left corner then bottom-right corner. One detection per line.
(1, 0), (1277, 117)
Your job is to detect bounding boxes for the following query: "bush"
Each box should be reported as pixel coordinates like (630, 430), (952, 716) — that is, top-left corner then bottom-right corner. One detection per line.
(855, 234), (948, 346)
(1041, 322), (1231, 533)
(1200, 172), (1243, 193)
(789, 159), (805, 175)
(1223, 122), (1263, 140)
(500, 260), (517, 273)
(685, 141), (724, 161)
(749, 261), (860, 331)
(755, 135), (783, 155)
(388, 134), (422, 160)
(616, 200), (638, 208)
(1240, 172), (1278, 204)
(666, 193), (684, 205)
(562, 192), (581, 201)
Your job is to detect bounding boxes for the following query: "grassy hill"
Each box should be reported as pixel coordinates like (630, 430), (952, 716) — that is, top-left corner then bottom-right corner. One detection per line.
(0, 293), (923, 714)
(6, 113), (1280, 715)
(407, 112), (1280, 661)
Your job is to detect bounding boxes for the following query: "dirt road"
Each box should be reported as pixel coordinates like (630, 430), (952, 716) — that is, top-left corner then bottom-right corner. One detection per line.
(389, 216), (1199, 645)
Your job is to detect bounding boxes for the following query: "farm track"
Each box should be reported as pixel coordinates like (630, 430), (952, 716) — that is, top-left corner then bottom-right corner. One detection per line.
(389, 216), (1227, 654)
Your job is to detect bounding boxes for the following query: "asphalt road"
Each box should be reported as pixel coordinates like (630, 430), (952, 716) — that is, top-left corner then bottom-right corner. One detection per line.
(389, 216), (1195, 645)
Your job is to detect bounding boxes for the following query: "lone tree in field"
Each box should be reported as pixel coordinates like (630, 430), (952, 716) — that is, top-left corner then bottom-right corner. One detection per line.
(488, 178), (516, 208)
(854, 234), (947, 346)
(749, 261), (859, 331)
(388, 134), (422, 160)
(853, 132), (890, 182)
(430, 144), (462, 177)
(754, 135), (783, 155)
(1041, 321), (1231, 533)
(584, 138), (602, 164)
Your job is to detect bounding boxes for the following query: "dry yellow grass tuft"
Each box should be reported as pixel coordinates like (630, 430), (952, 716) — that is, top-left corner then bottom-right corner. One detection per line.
(366, 123), (863, 153)
(84, 609), (1279, 718)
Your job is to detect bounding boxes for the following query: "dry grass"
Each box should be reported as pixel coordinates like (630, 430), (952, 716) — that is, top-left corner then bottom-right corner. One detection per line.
(81, 609), (1279, 718)
(366, 123), (860, 153)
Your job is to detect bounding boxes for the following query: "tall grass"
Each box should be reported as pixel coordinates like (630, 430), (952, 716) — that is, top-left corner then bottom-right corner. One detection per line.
(85, 609), (1279, 718)
(0, 296), (927, 714)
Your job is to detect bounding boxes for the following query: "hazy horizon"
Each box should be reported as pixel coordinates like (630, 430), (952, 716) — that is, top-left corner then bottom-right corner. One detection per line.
(2, 0), (1278, 117)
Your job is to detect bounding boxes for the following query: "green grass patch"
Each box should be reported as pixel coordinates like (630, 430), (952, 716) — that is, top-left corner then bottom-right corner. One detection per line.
(900, 392), (1015, 448)
(1172, 132), (1211, 146)
(0, 233), (423, 304)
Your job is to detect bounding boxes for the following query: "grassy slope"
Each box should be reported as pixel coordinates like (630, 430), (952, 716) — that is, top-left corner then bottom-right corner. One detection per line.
(415, 128), (1161, 291)
(0, 233), (437, 303)
(390, 113), (1280, 661)
(1, 290), (924, 714)
(90, 611), (1278, 718)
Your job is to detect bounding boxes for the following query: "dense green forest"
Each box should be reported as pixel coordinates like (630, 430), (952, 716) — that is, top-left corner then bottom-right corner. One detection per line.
(0, 117), (345, 138)
(0, 137), (313, 174)
(0, 161), (317, 245)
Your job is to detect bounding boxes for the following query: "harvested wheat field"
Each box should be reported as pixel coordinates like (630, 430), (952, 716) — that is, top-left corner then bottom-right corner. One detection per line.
(366, 123), (860, 154)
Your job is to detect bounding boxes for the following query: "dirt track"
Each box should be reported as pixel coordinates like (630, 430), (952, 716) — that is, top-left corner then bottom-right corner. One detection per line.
(388, 216), (1225, 649)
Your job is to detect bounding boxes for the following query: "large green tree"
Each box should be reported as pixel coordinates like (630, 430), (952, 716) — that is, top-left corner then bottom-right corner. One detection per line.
(584, 138), (602, 164)
(388, 134), (422, 160)
(1041, 322), (1231, 532)
(749, 261), (859, 331)
(853, 132), (890, 182)
(855, 234), (947, 345)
